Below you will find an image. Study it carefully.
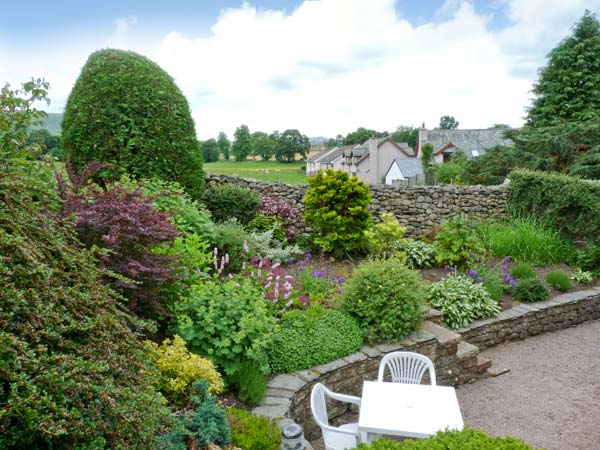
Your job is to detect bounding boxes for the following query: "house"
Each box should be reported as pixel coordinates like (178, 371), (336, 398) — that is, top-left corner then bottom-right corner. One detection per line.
(385, 158), (424, 185)
(339, 136), (414, 184)
(306, 146), (345, 176)
(416, 127), (514, 163)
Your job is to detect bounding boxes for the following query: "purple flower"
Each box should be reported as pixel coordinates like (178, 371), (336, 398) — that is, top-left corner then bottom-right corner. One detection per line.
(468, 269), (478, 277)
(312, 271), (324, 278)
(468, 253), (475, 258)
(304, 253), (312, 263)
(501, 265), (509, 272)
(476, 276), (483, 283)
(337, 288), (343, 294)
(338, 276), (346, 284)
(287, 257), (295, 264)
(503, 256), (511, 263)
(510, 279), (517, 287)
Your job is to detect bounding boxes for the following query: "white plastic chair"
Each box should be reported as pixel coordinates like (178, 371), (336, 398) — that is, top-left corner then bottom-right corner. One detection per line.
(310, 383), (366, 450)
(377, 351), (437, 385)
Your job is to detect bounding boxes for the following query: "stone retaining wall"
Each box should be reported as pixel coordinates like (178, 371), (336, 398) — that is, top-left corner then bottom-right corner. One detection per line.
(204, 174), (508, 236)
(459, 287), (600, 349)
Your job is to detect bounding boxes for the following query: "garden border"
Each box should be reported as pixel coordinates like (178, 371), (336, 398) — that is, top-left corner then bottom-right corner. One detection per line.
(253, 287), (600, 442)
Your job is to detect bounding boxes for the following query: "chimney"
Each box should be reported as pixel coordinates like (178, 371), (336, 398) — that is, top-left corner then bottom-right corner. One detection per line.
(417, 124), (428, 159)
(368, 135), (378, 184)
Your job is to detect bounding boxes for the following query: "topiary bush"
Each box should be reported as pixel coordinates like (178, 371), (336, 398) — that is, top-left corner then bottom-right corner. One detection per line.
(303, 169), (372, 256)
(513, 278), (550, 303)
(62, 49), (204, 199)
(545, 271), (572, 292)
(145, 335), (224, 407)
(202, 183), (260, 224)
(226, 408), (281, 450)
(1, 144), (172, 449)
(339, 258), (425, 343)
(510, 263), (537, 280)
(427, 273), (500, 329)
(269, 307), (363, 373)
(355, 426), (537, 450)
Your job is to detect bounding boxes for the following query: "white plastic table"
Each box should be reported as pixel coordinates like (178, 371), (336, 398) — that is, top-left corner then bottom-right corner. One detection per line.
(358, 381), (464, 441)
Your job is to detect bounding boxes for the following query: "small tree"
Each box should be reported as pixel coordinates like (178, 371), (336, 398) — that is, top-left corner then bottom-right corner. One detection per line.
(62, 49), (204, 199)
(217, 131), (231, 160)
(438, 115), (459, 130)
(251, 132), (277, 161)
(232, 125), (252, 161)
(202, 138), (220, 162)
(275, 129), (310, 162)
(303, 169), (372, 256)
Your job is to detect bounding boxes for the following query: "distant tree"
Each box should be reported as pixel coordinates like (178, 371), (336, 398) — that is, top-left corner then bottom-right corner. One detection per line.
(326, 138), (337, 148)
(251, 132), (277, 161)
(62, 49), (204, 199)
(438, 116), (459, 130)
(275, 129), (310, 162)
(527, 11), (600, 127)
(490, 124), (511, 129)
(27, 128), (62, 159)
(391, 125), (418, 149)
(343, 127), (386, 145)
(202, 138), (219, 162)
(232, 125), (252, 161)
(461, 145), (540, 185)
(217, 131), (231, 160)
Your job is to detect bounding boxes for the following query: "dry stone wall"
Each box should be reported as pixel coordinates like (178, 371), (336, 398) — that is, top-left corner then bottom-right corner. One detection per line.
(204, 174), (508, 236)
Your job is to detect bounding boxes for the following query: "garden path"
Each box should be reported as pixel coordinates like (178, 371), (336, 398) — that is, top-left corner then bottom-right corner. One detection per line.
(457, 319), (600, 450)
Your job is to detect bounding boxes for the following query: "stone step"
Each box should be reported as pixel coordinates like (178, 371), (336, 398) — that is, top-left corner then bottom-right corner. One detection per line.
(456, 341), (480, 369)
(422, 321), (462, 347)
(475, 354), (493, 373)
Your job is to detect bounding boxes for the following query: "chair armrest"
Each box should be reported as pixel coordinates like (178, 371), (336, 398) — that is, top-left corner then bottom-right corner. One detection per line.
(327, 391), (362, 407)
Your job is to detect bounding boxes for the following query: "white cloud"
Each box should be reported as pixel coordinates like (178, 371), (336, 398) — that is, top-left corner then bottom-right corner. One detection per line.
(109, 16), (138, 48)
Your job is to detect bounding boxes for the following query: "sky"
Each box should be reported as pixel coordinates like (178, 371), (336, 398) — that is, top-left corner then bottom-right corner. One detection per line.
(1, 0), (599, 140)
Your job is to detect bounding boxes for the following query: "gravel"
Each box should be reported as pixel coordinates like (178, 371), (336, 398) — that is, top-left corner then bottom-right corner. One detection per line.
(456, 320), (600, 450)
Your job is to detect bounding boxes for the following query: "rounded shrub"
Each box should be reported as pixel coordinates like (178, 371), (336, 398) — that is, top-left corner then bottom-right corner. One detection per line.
(62, 49), (204, 199)
(513, 278), (550, 302)
(269, 307), (363, 373)
(303, 169), (372, 256)
(226, 408), (281, 450)
(365, 212), (407, 258)
(339, 258), (424, 343)
(355, 426), (536, 450)
(427, 274), (500, 329)
(202, 183), (260, 224)
(545, 271), (572, 292)
(510, 263), (537, 280)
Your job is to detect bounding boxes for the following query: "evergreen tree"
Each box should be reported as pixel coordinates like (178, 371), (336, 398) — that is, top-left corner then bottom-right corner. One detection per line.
(527, 11), (600, 127)
(232, 125), (252, 161)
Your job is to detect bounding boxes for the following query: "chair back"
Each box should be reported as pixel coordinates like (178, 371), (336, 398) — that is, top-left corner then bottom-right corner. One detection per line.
(378, 351), (437, 385)
(310, 383), (330, 428)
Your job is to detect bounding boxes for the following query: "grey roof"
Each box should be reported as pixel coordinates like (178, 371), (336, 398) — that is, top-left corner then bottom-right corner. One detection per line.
(426, 129), (513, 158)
(317, 146), (345, 163)
(307, 148), (333, 162)
(391, 158), (423, 178)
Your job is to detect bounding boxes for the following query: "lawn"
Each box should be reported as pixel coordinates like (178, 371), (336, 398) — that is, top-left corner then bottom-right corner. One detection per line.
(204, 160), (308, 184)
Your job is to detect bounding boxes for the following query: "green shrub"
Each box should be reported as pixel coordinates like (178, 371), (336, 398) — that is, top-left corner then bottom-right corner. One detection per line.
(434, 216), (484, 269)
(339, 258), (424, 343)
(145, 335), (224, 406)
(404, 239), (437, 269)
(545, 271), (572, 292)
(269, 307), (363, 373)
(173, 278), (276, 383)
(164, 381), (230, 449)
(510, 263), (537, 280)
(212, 221), (254, 272)
(62, 49), (204, 199)
(575, 242), (600, 275)
(427, 274), (500, 329)
(202, 183), (260, 224)
(250, 229), (303, 264)
(303, 169), (372, 256)
(230, 359), (268, 407)
(508, 169), (600, 240)
(513, 278), (550, 303)
(355, 426), (537, 450)
(365, 212), (407, 258)
(475, 216), (576, 265)
(226, 408), (281, 450)
(0, 144), (171, 448)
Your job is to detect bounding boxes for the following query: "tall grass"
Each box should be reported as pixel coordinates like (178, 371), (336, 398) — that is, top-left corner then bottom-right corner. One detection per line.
(475, 216), (576, 265)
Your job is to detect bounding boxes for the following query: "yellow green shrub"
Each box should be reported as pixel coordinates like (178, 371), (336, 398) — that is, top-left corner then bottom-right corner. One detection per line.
(365, 212), (407, 258)
(146, 335), (224, 405)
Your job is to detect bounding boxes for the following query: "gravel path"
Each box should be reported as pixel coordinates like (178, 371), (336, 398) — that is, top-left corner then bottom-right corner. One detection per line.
(456, 320), (600, 450)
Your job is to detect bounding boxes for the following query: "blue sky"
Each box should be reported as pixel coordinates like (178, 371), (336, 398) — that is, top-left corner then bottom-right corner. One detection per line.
(1, 0), (598, 139)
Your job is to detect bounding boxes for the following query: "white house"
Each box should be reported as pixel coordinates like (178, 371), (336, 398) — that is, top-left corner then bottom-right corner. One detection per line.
(385, 158), (424, 185)
(306, 146), (345, 176)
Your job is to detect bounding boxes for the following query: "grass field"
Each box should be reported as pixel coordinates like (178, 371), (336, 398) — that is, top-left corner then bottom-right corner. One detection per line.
(204, 160), (308, 184)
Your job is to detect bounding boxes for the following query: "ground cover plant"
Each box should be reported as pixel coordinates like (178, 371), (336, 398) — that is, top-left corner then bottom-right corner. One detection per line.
(225, 408), (281, 450)
(204, 159), (307, 184)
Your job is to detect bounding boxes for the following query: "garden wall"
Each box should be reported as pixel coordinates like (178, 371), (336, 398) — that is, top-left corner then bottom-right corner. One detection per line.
(204, 174), (508, 236)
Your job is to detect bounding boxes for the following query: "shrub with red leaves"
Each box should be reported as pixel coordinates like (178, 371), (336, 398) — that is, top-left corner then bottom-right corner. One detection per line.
(57, 161), (179, 319)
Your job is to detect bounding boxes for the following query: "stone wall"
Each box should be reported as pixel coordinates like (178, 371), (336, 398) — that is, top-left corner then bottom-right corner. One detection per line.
(204, 174), (508, 236)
